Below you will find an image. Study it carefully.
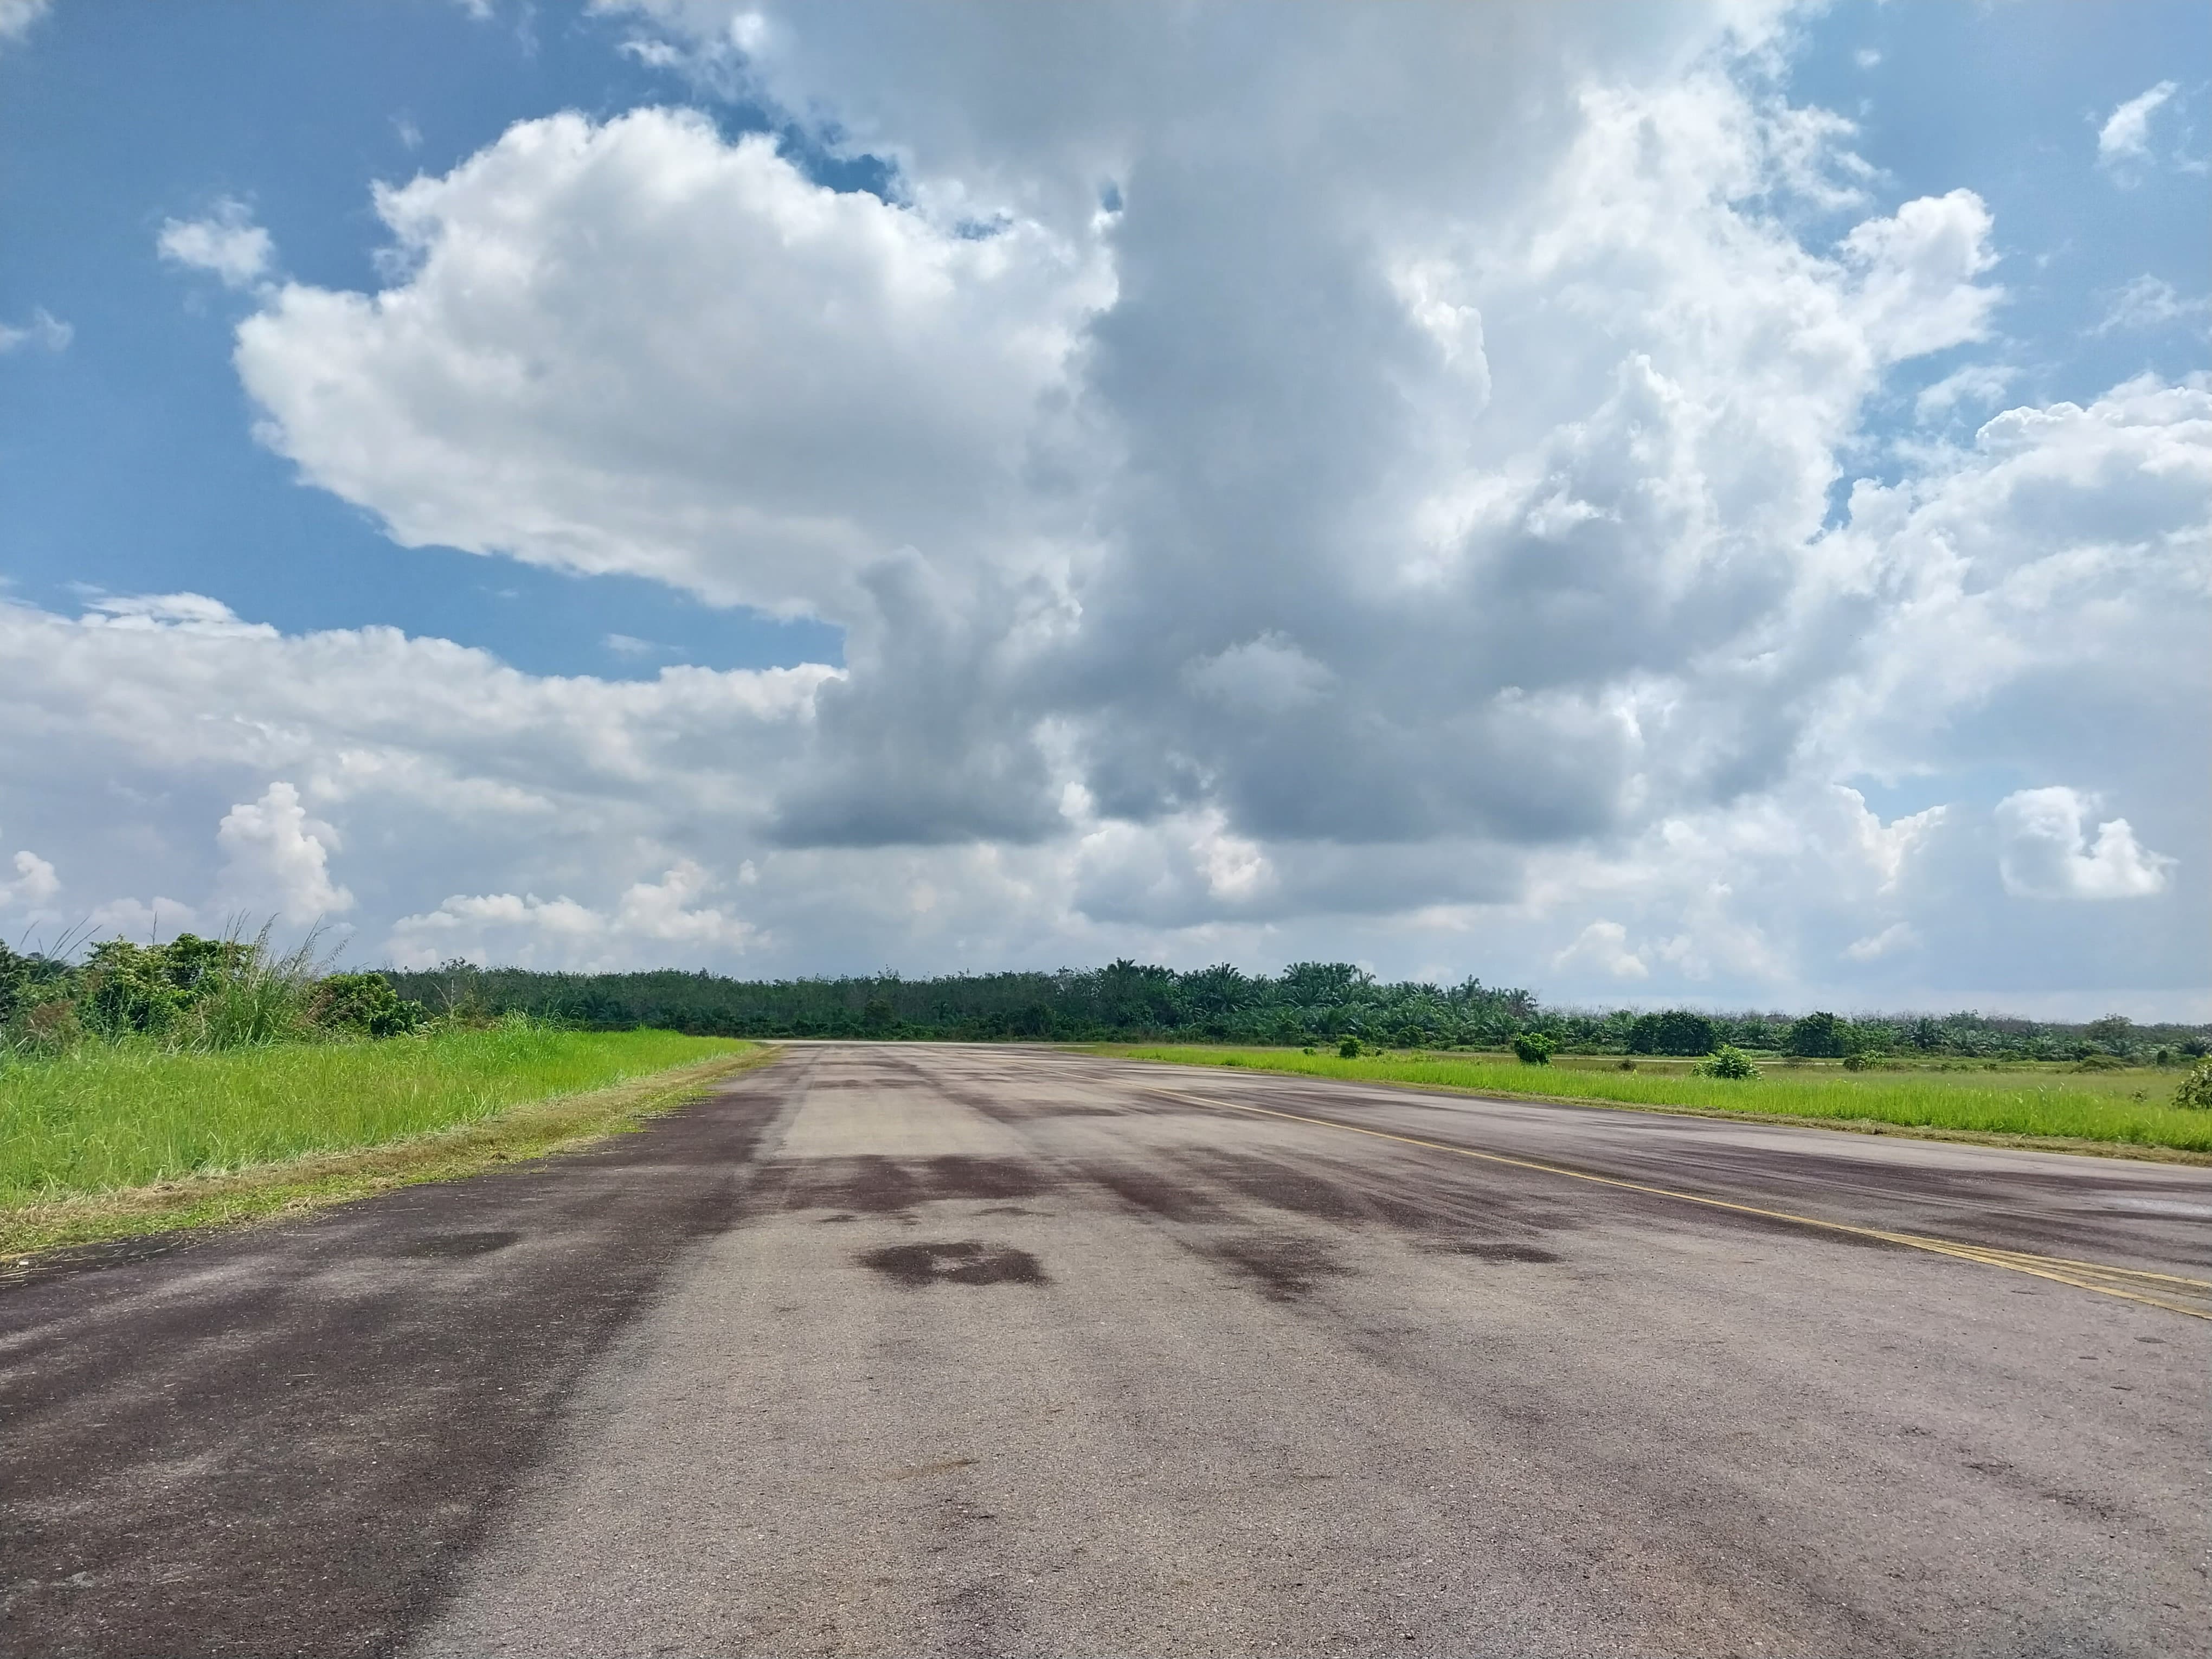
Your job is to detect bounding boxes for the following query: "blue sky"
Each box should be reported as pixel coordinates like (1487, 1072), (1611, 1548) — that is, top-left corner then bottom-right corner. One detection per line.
(1, 1), (2205, 1012)
(0, 0), (841, 676)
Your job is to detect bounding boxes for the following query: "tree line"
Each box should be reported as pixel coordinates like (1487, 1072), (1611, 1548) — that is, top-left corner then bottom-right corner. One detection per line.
(382, 959), (2211, 1062)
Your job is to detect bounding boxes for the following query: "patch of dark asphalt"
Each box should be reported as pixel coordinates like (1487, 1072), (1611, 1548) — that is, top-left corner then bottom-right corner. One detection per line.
(0, 1231), (207, 1291)
(0, 1064), (800, 1659)
(397, 1230), (519, 1260)
(880, 1052), (1196, 1126)
(1206, 1234), (1349, 1302)
(1169, 1146), (1581, 1245)
(957, 1096), (1147, 1123)
(1079, 1161), (1229, 1225)
(773, 1153), (1051, 1216)
(1436, 1240), (1561, 1264)
(858, 1240), (1049, 1288)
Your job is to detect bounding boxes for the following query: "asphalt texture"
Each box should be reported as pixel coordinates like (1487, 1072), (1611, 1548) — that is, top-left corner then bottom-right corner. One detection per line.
(3, 1045), (2207, 1658)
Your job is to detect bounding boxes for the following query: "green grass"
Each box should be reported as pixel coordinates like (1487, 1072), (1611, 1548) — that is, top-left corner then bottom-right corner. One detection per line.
(0, 1028), (764, 1258)
(1096, 1045), (2212, 1156)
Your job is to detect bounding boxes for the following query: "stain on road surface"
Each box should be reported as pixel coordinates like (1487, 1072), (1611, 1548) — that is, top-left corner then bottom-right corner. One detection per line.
(777, 1153), (1048, 1216)
(859, 1240), (1049, 1287)
(1207, 1233), (1348, 1301)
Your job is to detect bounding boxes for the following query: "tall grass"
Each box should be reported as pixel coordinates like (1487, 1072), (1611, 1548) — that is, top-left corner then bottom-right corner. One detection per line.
(1106, 1046), (2212, 1154)
(0, 1025), (744, 1203)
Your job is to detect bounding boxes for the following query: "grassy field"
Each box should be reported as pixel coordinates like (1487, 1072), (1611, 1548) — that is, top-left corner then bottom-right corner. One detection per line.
(1098, 1045), (2212, 1157)
(1, 1026), (763, 1256)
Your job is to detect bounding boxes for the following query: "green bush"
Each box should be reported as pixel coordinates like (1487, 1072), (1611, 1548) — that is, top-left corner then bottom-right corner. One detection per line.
(2174, 1063), (2212, 1111)
(1842, 1052), (1869, 1072)
(1338, 1035), (1361, 1058)
(1695, 1045), (1760, 1079)
(1511, 1031), (1554, 1065)
(310, 972), (427, 1039)
(0, 925), (447, 1057)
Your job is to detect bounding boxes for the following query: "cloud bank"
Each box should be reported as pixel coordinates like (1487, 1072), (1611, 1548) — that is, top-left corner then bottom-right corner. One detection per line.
(1, 2), (2201, 1012)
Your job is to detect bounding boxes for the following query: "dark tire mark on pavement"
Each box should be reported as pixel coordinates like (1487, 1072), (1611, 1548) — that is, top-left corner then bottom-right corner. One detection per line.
(773, 1153), (1049, 1217)
(0, 1061), (799, 1659)
(1205, 1233), (1348, 1302)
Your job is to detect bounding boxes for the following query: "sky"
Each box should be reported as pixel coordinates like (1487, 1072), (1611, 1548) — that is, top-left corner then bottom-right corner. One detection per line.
(0, 0), (2205, 1015)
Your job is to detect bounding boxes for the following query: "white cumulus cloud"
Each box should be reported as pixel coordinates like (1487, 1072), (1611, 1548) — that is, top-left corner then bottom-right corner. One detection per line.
(0, 844), (59, 912)
(388, 859), (757, 969)
(157, 198), (276, 290)
(234, 107), (1113, 616)
(2098, 81), (2176, 168)
(217, 781), (354, 923)
(1995, 787), (2174, 901)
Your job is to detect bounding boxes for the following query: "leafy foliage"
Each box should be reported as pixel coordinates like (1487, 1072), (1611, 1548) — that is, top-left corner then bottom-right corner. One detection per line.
(1695, 1044), (1760, 1079)
(310, 972), (428, 1039)
(1510, 1031), (1554, 1065)
(1786, 1012), (1848, 1058)
(3, 929), (425, 1056)
(1627, 1010), (1717, 1056)
(2174, 1063), (2212, 1111)
(372, 959), (2211, 1060)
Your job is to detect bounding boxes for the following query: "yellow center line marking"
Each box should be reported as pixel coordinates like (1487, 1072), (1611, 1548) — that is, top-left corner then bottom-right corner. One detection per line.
(1150, 1088), (2212, 1321)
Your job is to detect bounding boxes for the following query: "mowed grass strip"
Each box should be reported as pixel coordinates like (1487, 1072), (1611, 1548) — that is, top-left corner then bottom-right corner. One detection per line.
(1098, 1045), (2212, 1159)
(1, 1027), (768, 1257)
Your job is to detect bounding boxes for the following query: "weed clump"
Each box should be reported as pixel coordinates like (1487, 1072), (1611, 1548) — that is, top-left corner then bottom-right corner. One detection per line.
(3, 925), (428, 1059)
(1694, 1045), (1760, 1079)
(1511, 1031), (1555, 1066)
(2175, 1063), (2212, 1111)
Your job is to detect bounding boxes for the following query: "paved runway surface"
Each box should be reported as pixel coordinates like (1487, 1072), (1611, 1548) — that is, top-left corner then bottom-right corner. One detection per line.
(4, 1044), (2208, 1656)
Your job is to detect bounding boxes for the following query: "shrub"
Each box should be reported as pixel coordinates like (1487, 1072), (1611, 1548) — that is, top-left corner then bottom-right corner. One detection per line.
(1695, 1045), (1760, 1079)
(1616, 1058), (1636, 1071)
(2174, 1063), (2212, 1111)
(1338, 1035), (1361, 1058)
(1842, 1052), (1869, 1072)
(1627, 1010), (1718, 1057)
(311, 972), (427, 1039)
(1511, 1031), (1554, 1065)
